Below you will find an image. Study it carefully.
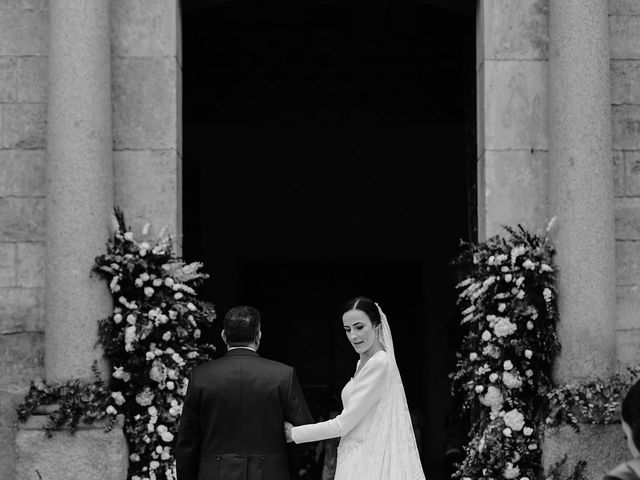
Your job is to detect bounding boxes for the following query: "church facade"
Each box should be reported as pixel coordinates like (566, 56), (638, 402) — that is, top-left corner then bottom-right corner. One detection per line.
(0, 1), (639, 479)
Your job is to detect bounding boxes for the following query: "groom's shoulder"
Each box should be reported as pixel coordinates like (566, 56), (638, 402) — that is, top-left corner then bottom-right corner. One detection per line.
(191, 355), (294, 376)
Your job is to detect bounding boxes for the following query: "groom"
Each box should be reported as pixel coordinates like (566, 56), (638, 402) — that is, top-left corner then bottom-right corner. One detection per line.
(176, 306), (313, 480)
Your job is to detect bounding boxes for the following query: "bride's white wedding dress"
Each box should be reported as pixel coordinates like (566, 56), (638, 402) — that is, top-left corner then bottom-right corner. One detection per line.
(291, 307), (426, 480)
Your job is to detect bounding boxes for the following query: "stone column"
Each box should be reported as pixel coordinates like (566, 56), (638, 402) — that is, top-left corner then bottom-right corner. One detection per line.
(544, 2), (624, 478)
(45, 0), (114, 382)
(548, 0), (617, 383)
(17, 2), (128, 479)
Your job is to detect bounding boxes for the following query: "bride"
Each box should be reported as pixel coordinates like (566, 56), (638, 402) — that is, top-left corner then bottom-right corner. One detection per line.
(284, 297), (426, 479)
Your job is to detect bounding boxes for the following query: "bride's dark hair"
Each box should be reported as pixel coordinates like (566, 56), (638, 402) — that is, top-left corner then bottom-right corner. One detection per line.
(343, 296), (381, 327)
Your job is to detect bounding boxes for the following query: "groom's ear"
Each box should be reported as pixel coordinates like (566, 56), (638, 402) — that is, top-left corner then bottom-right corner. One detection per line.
(221, 330), (227, 344)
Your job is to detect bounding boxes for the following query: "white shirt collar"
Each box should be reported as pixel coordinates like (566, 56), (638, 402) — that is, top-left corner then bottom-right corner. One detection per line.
(228, 346), (256, 352)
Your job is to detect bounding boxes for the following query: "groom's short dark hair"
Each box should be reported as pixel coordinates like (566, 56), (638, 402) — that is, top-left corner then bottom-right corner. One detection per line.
(224, 306), (261, 345)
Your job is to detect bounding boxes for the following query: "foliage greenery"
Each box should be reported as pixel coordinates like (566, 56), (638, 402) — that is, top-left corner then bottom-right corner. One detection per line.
(17, 363), (115, 437)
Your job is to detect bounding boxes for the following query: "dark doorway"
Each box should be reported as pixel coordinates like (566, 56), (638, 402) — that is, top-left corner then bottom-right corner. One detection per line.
(182, 1), (475, 477)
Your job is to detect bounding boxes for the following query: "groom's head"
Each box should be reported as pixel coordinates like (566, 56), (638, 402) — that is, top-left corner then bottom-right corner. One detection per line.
(222, 306), (262, 349)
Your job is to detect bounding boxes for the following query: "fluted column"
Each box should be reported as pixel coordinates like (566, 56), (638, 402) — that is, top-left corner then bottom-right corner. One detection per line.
(549, 0), (616, 382)
(45, 0), (113, 382)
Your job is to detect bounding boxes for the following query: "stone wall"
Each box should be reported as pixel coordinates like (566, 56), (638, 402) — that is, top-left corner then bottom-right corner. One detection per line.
(0, 1), (182, 478)
(610, 0), (640, 367)
(0, 2), (48, 478)
(112, 0), (182, 242)
(477, 0), (550, 239)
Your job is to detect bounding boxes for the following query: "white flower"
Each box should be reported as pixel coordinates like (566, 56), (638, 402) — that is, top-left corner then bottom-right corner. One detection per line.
(503, 409), (525, 431)
(504, 463), (520, 479)
(127, 314), (137, 325)
(511, 245), (526, 262)
(162, 331), (172, 341)
(502, 371), (523, 389)
(479, 385), (504, 411)
(517, 290), (525, 299)
(481, 330), (492, 342)
(160, 448), (171, 460)
(147, 422), (155, 433)
(130, 454), (141, 462)
(174, 292), (184, 300)
(498, 303), (506, 313)
(503, 427), (512, 437)
(523, 427), (534, 436)
(148, 406), (158, 417)
(503, 360), (514, 371)
(144, 287), (155, 297)
(504, 273), (513, 283)
(153, 278), (163, 287)
(111, 391), (125, 406)
(528, 443), (538, 450)
(149, 359), (167, 384)
(136, 387), (155, 406)
(469, 352), (478, 361)
(124, 232), (134, 241)
(113, 313), (123, 324)
(135, 278), (144, 288)
(475, 385), (485, 393)
(494, 318), (517, 338)
(164, 278), (175, 287)
(187, 302), (197, 312)
(166, 381), (175, 390)
(146, 351), (155, 361)
(527, 321), (534, 330)
(524, 349), (533, 359)
(489, 373), (499, 383)
(150, 460), (160, 470)
(124, 325), (137, 352)
(541, 263), (553, 272)
(515, 276), (525, 287)
(169, 310), (178, 320)
(525, 369), (534, 377)
(194, 329), (201, 339)
(543, 288), (552, 302)
(522, 259), (536, 270)
(105, 405), (117, 415)
(483, 345), (501, 359)
(113, 366), (131, 382)
(140, 242), (151, 251)
(139, 272), (150, 282)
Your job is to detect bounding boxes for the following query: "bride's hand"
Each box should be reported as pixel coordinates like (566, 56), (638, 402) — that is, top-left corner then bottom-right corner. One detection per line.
(284, 421), (293, 443)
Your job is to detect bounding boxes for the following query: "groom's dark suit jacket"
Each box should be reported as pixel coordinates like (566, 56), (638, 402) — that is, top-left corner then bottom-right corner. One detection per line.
(176, 348), (313, 480)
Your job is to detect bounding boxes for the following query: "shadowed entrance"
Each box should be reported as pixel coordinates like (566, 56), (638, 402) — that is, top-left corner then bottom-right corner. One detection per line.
(182, 1), (475, 477)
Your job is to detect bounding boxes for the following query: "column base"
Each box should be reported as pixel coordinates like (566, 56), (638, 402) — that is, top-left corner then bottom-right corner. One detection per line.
(542, 424), (629, 480)
(16, 416), (128, 480)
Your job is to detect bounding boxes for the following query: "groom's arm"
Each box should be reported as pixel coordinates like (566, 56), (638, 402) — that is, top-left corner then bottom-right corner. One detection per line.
(285, 368), (314, 426)
(176, 371), (202, 480)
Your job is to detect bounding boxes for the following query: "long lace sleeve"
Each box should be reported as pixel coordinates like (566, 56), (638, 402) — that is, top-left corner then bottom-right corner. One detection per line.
(291, 353), (389, 444)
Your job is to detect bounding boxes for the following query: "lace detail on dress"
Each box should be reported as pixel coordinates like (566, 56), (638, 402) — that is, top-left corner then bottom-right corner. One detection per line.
(337, 435), (364, 463)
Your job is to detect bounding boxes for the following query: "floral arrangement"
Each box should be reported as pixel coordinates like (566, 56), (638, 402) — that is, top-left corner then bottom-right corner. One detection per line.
(451, 224), (560, 480)
(92, 209), (216, 480)
(17, 364), (115, 436)
(545, 366), (640, 430)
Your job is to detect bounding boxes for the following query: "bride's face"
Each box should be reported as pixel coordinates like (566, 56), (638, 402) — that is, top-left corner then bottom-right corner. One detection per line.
(342, 309), (377, 355)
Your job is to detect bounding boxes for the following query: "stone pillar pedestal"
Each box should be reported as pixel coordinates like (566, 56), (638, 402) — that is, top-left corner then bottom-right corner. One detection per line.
(16, 1), (128, 478)
(16, 417), (128, 480)
(545, 1), (624, 477)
